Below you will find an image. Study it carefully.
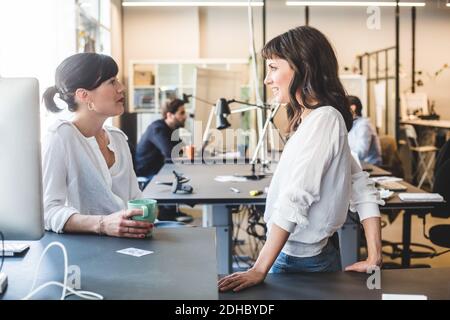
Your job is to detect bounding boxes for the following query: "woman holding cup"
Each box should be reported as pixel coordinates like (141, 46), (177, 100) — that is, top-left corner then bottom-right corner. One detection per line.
(42, 53), (153, 238)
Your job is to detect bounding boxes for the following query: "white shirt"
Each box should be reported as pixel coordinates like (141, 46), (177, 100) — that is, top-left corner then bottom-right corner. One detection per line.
(42, 120), (142, 233)
(348, 116), (382, 165)
(264, 106), (384, 258)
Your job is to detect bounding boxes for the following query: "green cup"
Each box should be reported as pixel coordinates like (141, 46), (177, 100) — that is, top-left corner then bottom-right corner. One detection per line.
(128, 199), (157, 237)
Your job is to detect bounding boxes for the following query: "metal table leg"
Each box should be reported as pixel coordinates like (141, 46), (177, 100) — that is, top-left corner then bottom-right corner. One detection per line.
(402, 211), (412, 268)
(203, 205), (233, 274)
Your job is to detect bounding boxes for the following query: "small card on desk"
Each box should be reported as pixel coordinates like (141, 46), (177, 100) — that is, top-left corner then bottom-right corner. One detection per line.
(116, 248), (154, 257)
(382, 293), (427, 300)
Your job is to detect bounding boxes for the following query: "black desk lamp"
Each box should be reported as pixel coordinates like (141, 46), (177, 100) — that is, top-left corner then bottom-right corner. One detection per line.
(215, 98), (231, 130)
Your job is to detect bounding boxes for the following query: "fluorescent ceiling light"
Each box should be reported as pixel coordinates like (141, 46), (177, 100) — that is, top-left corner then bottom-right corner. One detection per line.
(286, 1), (426, 7)
(122, 1), (264, 6)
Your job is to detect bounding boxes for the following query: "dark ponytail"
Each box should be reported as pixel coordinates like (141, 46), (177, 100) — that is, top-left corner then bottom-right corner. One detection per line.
(42, 86), (61, 113)
(43, 53), (119, 113)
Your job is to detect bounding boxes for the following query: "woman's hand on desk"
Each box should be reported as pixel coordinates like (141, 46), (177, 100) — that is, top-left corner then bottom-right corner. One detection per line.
(345, 257), (382, 273)
(218, 268), (266, 292)
(102, 209), (153, 238)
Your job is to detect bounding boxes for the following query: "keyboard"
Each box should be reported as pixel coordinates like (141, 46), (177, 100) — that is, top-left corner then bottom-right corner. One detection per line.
(0, 243), (30, 256)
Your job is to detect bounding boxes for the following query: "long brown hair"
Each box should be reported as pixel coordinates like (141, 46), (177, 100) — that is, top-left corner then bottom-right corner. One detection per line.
(262, 26), (352, 133)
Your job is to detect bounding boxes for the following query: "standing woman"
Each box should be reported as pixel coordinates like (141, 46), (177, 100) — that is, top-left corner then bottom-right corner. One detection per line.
(219, 26), (384, 292)
(42, 53), (153, 238)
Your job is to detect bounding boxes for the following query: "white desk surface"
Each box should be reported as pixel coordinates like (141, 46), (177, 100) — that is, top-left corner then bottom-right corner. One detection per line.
(401, 119), (450, 129)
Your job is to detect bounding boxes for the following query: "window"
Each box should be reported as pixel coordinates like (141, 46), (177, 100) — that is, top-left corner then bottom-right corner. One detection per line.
(0, 0), (113, 138)
(76, 0), (111, 54)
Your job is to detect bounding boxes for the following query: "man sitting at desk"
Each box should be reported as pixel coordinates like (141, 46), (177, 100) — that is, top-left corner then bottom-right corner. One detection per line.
(348, 95), (382, 166)
(135, 98), (187, 180)
(135, 98), (192, 222)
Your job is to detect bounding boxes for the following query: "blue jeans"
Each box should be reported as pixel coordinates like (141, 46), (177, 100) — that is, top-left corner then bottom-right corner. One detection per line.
(270, 233), (342, 273)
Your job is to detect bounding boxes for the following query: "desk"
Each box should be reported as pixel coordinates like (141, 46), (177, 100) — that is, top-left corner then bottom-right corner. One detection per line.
(219, 267), (450, 300)
(1, 228), (218, 300)
(143, 163), (443, 273)
(362, 162), (392, 177)
(144, 164), (269, 275)
(379, 180), (445, 268)
(401, 119), (450, 151)
(401, 119), (450, 130)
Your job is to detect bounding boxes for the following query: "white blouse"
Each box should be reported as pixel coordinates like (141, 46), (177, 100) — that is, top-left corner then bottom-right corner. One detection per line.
(42, 120), (142, 233)
(264, 106), (384, 258)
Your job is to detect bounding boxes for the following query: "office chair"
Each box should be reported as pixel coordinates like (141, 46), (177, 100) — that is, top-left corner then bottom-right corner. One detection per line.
(387, 142), (450, 265)
(403, 124), (438, 188)
(422, 141), (450, 255)
(379, 135), (405, 179)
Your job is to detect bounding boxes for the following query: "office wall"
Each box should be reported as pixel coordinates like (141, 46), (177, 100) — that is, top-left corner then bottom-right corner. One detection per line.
(122, 1), (450, 120)
(198, 7), (263, 59)
(111, 0), (124, 81)
(123, 6), (199, 81)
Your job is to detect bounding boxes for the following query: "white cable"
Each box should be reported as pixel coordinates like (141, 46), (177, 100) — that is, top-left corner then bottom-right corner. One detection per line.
(22, 241), (103, 300)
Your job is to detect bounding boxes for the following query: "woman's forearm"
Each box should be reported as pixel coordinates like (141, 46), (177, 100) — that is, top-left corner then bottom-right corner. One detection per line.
(252, 224), (290, 274)
(64, 213), (101, 234)
(361, 217), (382, 264)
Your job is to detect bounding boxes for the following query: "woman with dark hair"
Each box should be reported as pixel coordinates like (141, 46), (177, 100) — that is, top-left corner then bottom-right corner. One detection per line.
(219, 26), (383, 292)
(42, 53), (153, 238)
(347, 95), (382, 165)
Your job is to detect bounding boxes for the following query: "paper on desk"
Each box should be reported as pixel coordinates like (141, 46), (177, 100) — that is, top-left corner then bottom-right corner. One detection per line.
(117, 248), (154, 257)
(370, 176), (403, 183)
(398, 193), (444, 202)
(224, 152), (241, 159)
(382, 294), (427, 300)
(214, 175), (248, 183)
(378, 188), (395, 200)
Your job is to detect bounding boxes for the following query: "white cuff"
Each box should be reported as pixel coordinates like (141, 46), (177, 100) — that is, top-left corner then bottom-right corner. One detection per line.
(271, 200), (310, 233)
(271, 212), (297, 233)
(45, 207), (78, 233)
(355, 203), (381, 221)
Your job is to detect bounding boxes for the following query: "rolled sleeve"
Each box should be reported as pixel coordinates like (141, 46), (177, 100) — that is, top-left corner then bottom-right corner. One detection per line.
(350, 158), (384, 221)
(272, 202), (309, 233)
(44, 207), (78, 234)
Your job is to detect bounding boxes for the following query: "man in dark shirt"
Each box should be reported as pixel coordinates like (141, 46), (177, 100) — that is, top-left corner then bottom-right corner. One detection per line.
(135, 99), (187, 179)
(135, 99), (192, 222)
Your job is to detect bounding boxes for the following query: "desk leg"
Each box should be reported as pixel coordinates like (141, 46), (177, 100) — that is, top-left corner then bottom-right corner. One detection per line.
(402, 212), (412, 268)
(203, 205), (232, 275)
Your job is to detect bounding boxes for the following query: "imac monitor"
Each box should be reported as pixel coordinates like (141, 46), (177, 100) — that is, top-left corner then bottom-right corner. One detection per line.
(0, 77), (44, 240)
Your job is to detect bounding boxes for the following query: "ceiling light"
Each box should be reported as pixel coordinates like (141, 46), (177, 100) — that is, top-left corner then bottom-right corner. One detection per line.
(122, 1), (264, 7)
(286, 1), (426, 7)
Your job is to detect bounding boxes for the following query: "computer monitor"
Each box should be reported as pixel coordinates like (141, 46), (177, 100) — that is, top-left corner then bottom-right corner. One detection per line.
(0, 77), (44, 240)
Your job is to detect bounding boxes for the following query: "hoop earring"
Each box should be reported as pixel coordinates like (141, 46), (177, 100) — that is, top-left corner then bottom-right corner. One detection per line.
(87, 102), (95, 111)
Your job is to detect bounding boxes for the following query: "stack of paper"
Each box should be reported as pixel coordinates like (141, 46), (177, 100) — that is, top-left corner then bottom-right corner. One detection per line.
(398, 193), (444, 202)
(378, 188), (395, 200)
(371, 176), (403, 183)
